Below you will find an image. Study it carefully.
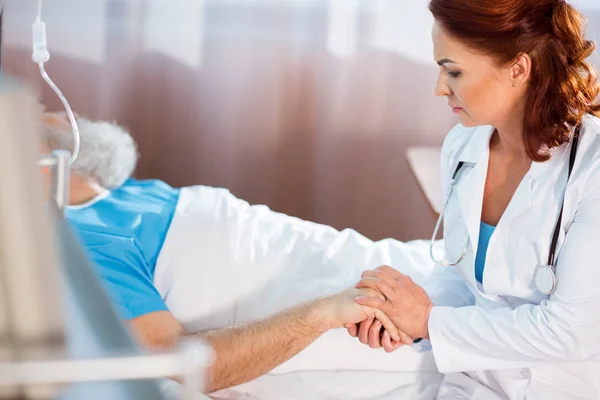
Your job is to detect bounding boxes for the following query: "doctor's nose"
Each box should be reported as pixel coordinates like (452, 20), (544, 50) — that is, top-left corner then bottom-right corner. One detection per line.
(435, 75), (452, 97)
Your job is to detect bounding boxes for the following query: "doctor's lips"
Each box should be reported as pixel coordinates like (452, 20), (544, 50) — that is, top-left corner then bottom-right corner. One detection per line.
(450, 105), (463, 114)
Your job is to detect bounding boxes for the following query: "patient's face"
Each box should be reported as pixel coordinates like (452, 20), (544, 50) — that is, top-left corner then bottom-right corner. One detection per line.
(431, 21), (522, 128)
(43, 111), (72, 131)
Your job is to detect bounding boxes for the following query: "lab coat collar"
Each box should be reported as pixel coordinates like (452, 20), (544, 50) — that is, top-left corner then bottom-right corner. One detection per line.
(527, 127), (575, 183)
(453, 124), (535, 282)
(451, 123), (576, 295)
(456, 124), (572, 183)
(455, 137), (489, 266)
(451, 125), (491, 262)
(453, 126), (494, 266)
(455, 125), (495, 165)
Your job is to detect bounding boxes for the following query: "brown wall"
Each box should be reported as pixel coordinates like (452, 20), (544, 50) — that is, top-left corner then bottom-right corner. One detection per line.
(4, 0), (600, 241)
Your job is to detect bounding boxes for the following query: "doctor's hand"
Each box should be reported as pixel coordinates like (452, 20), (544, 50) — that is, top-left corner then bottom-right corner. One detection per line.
(355, 265), (433, 340)
(345, 319), (413, 352)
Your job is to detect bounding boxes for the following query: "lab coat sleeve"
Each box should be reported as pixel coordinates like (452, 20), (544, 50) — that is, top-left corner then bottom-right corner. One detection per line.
(428, 179), (600, 373)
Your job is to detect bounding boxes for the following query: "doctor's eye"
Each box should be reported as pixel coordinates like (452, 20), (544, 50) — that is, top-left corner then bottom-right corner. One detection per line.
(448, 71), (462, 78)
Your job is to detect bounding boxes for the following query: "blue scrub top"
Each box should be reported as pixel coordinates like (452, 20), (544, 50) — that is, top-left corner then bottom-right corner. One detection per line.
(475, 221), (496, 284)
(66, 179), (180, 320)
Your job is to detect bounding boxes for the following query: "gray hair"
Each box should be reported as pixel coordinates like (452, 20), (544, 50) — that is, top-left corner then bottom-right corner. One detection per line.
(43, 117), (138, 189)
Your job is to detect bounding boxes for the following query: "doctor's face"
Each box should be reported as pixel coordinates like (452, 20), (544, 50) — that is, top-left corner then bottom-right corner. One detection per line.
(431, 21), (523, 128)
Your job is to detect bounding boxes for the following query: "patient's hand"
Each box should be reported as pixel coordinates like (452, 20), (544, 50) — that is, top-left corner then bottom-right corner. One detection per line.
(324, 287), (402, 342)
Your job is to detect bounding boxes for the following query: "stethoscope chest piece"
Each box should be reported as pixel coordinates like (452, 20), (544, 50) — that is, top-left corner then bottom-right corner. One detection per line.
(534, 265), (557, 295)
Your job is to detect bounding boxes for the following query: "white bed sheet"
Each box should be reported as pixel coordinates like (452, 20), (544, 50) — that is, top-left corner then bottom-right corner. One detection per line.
(161, 370), (443, 400)
(160, 333), (443, 400)
(211, 370), (443, 400)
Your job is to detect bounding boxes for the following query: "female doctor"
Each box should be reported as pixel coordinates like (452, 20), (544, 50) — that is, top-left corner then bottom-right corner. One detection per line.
(350, 0), (600, 399)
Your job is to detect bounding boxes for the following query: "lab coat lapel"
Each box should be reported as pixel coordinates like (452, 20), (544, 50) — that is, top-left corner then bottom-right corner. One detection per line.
(496, 176), (533, 226)
(456, 151), (487, 257)
(454, 126), (495, 258)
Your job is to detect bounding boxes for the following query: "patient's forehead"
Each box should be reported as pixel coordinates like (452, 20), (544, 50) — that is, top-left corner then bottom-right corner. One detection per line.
(42, 112), (72, 132)
(38, 112), (71, 157)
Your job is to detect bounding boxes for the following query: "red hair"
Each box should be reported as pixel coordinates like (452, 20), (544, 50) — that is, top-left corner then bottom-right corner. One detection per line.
(429, 0), (600, 161)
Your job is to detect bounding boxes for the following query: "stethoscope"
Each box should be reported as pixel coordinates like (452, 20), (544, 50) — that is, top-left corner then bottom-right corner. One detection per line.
(430, 125), (581, 295)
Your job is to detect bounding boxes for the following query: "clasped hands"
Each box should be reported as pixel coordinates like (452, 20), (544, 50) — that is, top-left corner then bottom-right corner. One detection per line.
(342, 265), (433, 353)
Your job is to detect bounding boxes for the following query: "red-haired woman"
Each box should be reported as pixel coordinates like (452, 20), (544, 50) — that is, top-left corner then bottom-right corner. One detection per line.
(352, 1), (600, 398)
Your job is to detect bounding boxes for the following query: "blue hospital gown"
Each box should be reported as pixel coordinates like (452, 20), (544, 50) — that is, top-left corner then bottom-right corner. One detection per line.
(66, 179), (180, 320)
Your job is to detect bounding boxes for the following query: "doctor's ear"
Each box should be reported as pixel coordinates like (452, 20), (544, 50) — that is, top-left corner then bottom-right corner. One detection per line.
(508, 53), (532, 88)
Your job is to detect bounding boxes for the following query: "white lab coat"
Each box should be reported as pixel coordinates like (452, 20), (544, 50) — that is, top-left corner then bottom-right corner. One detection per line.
(430, 115), (600, 399)
(153, 115), (600, 399)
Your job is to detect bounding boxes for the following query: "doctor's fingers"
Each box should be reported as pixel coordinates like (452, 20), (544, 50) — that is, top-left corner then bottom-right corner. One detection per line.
(366, 323), (412, 349)
(371, 308), (401, 342)
(355, 299), (400, 342)
(375, 265), (405, 280)
(360, 269), (401, 290)
(344, 323), (358, 337)
(382, 330), (407, 353)
(356, 276), (397, 300)
(361, 269), (400, 287)
(372, 267), (415, 288)
(358, 318), (375, 344)
(367, 320), (383, 348)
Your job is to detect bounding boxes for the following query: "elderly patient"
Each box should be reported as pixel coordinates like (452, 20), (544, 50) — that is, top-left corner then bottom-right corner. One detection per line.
(41, 113), (467, 396)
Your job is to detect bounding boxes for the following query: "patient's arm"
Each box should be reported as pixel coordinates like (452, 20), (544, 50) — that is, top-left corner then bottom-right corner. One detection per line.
(195, 298), (331, 393)
(129, 310), (185, 349)
(129, 303), (326, 392)
(129, 287), (398, 393)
